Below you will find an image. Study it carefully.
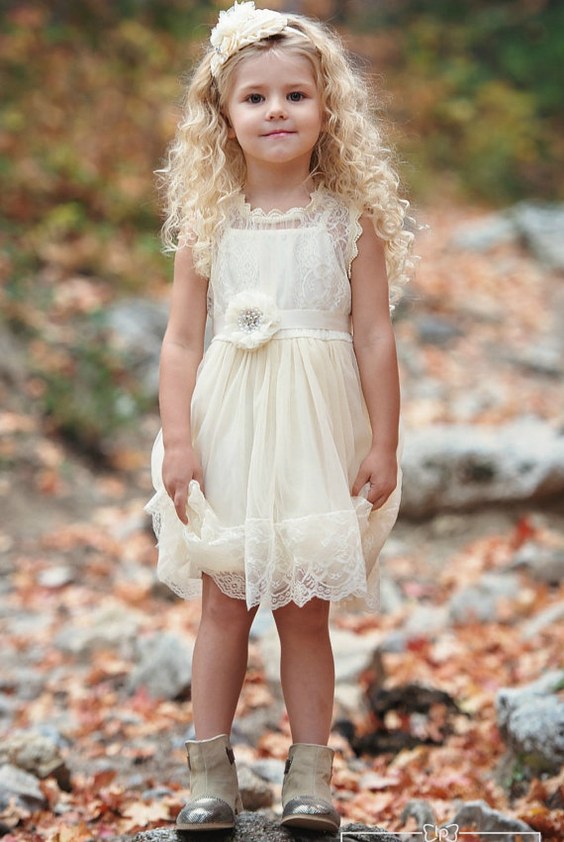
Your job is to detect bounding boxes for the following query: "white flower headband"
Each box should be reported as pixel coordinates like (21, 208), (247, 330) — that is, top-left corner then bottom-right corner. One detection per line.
(209, 1), (305, 78)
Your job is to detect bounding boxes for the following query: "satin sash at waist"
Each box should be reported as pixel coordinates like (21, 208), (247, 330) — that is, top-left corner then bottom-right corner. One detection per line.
(213, 308), (351, 336)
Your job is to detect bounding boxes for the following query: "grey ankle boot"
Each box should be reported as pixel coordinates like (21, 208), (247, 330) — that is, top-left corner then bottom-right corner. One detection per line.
(176, 734), (243, 831)
(280, 743), (340, 832)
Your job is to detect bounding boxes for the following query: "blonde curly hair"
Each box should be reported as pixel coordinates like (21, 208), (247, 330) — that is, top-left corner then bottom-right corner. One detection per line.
(159, 12), (415, 305)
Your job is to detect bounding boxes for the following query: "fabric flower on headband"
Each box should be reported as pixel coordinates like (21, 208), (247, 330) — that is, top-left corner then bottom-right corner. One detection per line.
(210, 1), (289, 77)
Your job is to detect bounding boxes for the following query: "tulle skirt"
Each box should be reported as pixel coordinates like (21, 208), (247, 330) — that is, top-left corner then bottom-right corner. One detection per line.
(146, 333), (401, 611)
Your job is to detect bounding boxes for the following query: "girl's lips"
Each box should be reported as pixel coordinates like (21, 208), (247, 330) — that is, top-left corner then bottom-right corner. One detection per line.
(263, 130), (295, 137)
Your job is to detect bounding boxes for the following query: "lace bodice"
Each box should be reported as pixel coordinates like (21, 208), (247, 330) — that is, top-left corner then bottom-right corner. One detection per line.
(208, 189), (363, 319)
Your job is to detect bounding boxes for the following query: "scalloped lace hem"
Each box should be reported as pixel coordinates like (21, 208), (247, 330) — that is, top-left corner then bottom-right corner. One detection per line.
(158, 569), (380, 612)
(145, 480), (399, 611)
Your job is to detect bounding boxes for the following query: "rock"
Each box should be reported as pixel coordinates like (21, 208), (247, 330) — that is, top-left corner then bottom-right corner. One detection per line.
(496, 670), (564, 732)
(0, 764), (47, 810)
(128, 632), (193, 700)
(501, 696), (564, 773)
(400, 798), (436, 828)
(330, 629), (382, 684)
(232, 706), (284, 747)
(106, 298), (168, 400)
(142, 786), (174, 801)
(0, 325), (28, 388)
(37, 565), (75, 589)
(378, 575), (404, 615)
(450, 213), (517, 252)
(510, 541), (564, 585)
(249, 606), (275, 639)
(334, 682), (365, 715)
(400, 420), (564, 518)
(511, 342), (563, 378)
(238, 765), (274, 810)
(415, 315), (464, 346)
(496, 671), (564, 774)
(249, 758), (286, 785)
(379, 629), (408, 653)
(403, 603), (450, 638)
(0, 731), (71, 791)
(450, 202), (564, 271)
(448, 572), (521, 625)
(522, 600), (564, 639)
(510, 201), (564, 270)
(133, 814), (401, 841)
(55, 600), (143, 657)
(451, 799), (534, 840)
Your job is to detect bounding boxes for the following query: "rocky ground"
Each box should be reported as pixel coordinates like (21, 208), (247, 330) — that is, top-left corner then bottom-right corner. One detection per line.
(1, 199), (563, 840)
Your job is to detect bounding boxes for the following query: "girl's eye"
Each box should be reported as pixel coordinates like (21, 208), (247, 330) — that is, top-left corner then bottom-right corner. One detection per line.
(247, 93), (263, 104)
(288, 92), (305, 102)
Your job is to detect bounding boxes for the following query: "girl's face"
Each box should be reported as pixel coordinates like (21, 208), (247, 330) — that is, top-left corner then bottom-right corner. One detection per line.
(224, 50), (323, 175)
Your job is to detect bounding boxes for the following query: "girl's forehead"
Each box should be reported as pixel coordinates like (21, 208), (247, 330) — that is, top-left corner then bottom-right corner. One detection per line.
(230, 49), (317, 86)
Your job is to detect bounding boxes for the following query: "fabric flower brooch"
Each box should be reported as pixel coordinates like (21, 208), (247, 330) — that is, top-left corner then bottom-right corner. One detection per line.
(209, 1), (289, 77)
(223, 290), (281, 350)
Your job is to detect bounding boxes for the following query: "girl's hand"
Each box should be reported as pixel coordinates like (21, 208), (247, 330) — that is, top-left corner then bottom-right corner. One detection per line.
(352, 448), (398, 510)
(162, 445), (204, 524)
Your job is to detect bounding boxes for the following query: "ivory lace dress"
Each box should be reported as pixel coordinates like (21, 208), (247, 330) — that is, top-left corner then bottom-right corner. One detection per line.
(146, 188), (401, 611)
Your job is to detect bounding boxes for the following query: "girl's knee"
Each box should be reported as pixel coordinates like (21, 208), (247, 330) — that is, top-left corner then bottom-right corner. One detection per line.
(274, 598), (330, 638)
(201, 575), (257, 630)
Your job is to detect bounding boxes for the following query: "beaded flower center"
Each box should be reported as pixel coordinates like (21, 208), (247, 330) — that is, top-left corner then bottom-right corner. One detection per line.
(237, 307), (264, 333)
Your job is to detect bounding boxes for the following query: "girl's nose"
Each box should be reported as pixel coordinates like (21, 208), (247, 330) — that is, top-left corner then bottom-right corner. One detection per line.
(266, 97), (287, 119)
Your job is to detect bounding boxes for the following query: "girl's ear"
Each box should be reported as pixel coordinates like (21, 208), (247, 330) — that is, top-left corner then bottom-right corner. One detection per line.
(222, 112), (236, 140)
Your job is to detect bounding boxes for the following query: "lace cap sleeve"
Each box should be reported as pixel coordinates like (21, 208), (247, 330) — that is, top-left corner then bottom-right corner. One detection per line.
(347, 206), (364, 278)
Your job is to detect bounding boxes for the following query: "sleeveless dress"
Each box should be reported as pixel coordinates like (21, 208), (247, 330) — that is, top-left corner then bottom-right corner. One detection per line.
(146, 188), (401, 611)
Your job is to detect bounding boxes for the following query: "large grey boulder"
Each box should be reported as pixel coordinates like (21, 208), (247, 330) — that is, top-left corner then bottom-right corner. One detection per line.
(521, 599), (564, 640)
(451, 800), (534, 841)
(237, 765), (274, 810)
(510, 542), (564, 586)
(133, 814), (401, 841)
(449, 214), (517, 252)
(106, 298), (168, 399)
(400, 420), (564, 518)
(496, 671), (564, 774)
(128, 632), (193, 700)
(54, 600), (143, 658)
(0, 731), (70, 790)
(0, 764), (47, 810)
(510, 201), (564, 270)
(448, 572), (521, 625)
(450, 200), (564, 271)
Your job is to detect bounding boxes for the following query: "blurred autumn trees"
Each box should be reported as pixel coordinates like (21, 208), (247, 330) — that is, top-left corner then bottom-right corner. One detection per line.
(357, 0), (564, 201)
(1, 0), (563, 450)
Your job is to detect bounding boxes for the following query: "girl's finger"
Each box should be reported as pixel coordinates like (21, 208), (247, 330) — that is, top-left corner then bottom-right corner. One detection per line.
(351, 469), (369, 497)
(173, 488), (189, 524)
(368, 485), (393, 508)
(193, 467), (205, 493)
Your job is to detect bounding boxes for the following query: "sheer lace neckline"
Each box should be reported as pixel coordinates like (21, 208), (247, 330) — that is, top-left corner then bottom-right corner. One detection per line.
(236, 187), (324, 219)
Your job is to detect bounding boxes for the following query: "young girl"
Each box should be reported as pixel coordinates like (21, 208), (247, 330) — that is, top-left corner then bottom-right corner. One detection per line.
(146, 1), (414, 833)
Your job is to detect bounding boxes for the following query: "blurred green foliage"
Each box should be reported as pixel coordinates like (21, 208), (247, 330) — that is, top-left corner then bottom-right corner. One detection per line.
(352, 0), (564, 201)
(37, 319), (151, 456)
(0, 0), (562, 453)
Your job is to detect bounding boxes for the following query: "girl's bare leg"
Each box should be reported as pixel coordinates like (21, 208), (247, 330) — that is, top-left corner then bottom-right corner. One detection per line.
(191, 574), (258, 739)
(273, 598), (334, 744)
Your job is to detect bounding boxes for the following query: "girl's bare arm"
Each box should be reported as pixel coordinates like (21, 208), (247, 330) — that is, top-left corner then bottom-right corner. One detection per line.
(159, 245), (208, 523)
(350, 217), (401, 509)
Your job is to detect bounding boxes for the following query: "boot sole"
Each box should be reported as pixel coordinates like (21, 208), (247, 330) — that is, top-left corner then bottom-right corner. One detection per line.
(176, 820), (235, 831)
(280, 814), (340, 833)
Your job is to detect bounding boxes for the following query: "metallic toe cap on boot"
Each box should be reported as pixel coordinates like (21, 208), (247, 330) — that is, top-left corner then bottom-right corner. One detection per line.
(176, 796), (236, 830)
(281, 796), (340, 832)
